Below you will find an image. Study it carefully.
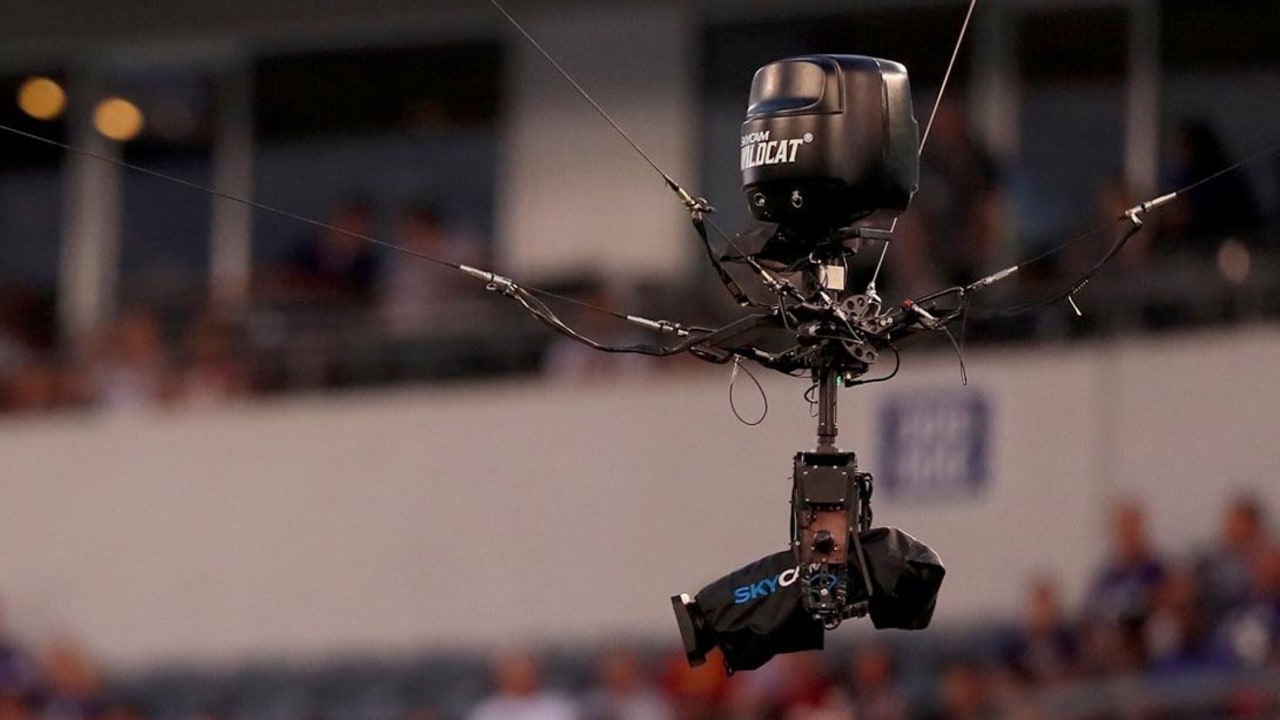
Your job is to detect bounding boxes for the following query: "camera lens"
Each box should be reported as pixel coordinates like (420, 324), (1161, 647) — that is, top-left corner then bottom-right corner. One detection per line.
(670, 593), (714, 667)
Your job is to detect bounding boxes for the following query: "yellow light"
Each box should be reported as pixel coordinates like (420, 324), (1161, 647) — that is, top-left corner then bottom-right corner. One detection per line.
(93, 97), (145, 142)
(17, 77), (66, 121)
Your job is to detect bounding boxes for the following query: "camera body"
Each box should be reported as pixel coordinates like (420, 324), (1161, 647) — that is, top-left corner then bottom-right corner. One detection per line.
(668, 54), (942, 675)
(791, 450), (872, 623)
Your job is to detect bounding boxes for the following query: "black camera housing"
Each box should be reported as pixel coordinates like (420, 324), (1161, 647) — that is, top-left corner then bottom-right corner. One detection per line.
(741, 55), (919, 234)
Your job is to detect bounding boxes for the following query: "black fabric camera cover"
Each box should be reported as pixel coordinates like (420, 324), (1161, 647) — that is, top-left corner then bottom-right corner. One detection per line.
(693, 549), (825, 672)
(859, 527), (946, 630)
(688, 527), (944, 672)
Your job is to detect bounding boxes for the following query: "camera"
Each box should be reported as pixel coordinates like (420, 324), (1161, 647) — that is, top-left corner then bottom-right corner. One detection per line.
(671, 527), (944, 674)
(666, 55), (942, 675)
(741, 55), (919, 238)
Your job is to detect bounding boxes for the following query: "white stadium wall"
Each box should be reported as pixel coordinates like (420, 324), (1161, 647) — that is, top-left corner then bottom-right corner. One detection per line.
(1, 327), (1277, 668)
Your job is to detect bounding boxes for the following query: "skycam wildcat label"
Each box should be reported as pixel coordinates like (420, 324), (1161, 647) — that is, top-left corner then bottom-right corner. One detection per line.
(732, 566), (802, 604)
(740, 130), (815, 171)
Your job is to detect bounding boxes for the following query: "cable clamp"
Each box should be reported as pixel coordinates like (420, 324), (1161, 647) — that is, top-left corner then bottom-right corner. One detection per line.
(1122, 192), (1177, 227)
(671, 183), (716, 219)
(459, 264), (517, 295)
(626, 315), (690, 337)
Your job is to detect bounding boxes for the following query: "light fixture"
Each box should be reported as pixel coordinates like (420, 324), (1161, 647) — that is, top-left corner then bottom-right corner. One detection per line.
(17, 76), (66, 121)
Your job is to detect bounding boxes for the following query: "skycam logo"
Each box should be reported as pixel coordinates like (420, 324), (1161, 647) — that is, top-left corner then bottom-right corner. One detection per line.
(740, 130), (814, 171)
(733, 566), (801, 604)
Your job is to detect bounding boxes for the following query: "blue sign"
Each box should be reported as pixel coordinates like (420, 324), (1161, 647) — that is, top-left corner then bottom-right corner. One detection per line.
(877, 389), (991, 502)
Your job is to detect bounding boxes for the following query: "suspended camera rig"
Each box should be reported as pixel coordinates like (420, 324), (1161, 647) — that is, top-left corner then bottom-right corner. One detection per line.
(0, 0), (1252, 647)
(455, 50), (1164, 629)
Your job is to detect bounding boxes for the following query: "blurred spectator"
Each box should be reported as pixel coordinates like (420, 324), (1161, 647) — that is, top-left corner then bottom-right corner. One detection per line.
(379, 203), (480, 335)
(3, 357), (65, 414)
(1085, 501), (1167, 629)
(270, 196), (379, 302)
(659, 649), (727, 720)
(0, 289), (51, 390)
(581, 648), (671, 720)
(90, 701), (145, 720)
(834, 643), (906, 720)
(0, 693), (31, 720)
(1076, 620), (1146, 680)
(0, 327), (30, 386)
(84, 310), (172, 413)
(1144, 565), (1229, 674)
(1225, 683), (1276, 719)
(173, 311), (249, 407)
(889, 98), (1008, 297)
(769, 652), (840, 720)
(1162, 119), (1265, 254)
(1274, 153), (1280, 225)
(715, 655), (776, 720)
(927, 664), (995, 720)
(38, 639), (101, 720)
(1001, 577), (1078, 684)
(1217, 546), (1280, 667)
(467, 651), (578, 720)
(0, 600), (35, 695)
(0, 293), (58, 415)
(1198, 495), (1270, 623)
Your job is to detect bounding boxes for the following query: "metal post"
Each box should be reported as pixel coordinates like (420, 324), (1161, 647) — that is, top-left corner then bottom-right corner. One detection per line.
(59, 64), (123, 348)
(209, 61), (255, 307)
(1125, 0), (1161, 198)
(970, 0), (1020, 162)
(815, 368), (839, 451)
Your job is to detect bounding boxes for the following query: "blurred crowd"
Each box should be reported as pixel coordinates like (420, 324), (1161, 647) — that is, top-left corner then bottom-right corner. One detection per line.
(0, 109), (1278, 418)
(0, 199), (494, 416)
(454, 495), (1280, 719)
(5, 495), (1280, 719)
(888, 109), (1278, 340)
